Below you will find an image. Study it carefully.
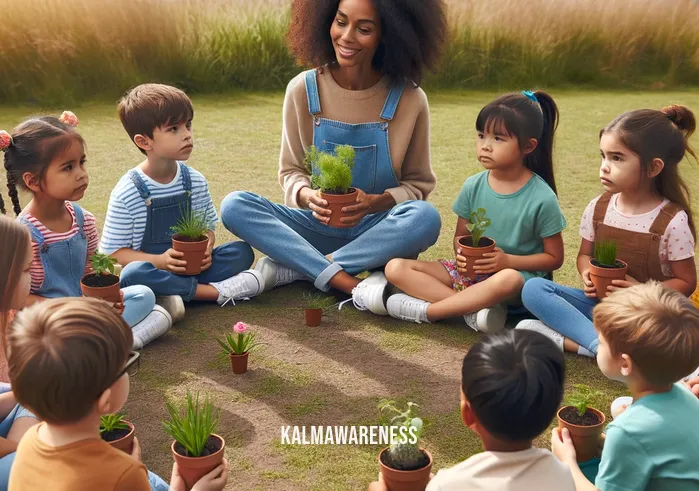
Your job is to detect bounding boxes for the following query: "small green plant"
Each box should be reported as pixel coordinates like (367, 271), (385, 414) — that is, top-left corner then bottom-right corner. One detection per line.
(303, 292), (335, 310)
(466, 208), (491, 247)
(163, 391), (220, 458)
(566, 384), (604, 416)
(100, 413), (129, 434)
(305, 145), (355, 194)
(378, 399), (425, 471)
(216, 322), (260, 356)
(594, 240), (619, 267)
(170, 206), (209, 240)
(90, 251), (118, 276)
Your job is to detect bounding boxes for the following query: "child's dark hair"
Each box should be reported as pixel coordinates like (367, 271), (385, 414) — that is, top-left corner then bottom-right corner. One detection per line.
(462, 329), (565, 442)
(476, 91), (559, 194)
(2, 116), (84, 216)
(601, 105), (697, 241)
(117, 83), (194, 155)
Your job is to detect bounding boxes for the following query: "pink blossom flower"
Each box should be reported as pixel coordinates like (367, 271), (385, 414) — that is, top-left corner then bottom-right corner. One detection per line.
(58, 111), (79, 127)
(0, 131), (11, 150)
(233, 322), (248, 334)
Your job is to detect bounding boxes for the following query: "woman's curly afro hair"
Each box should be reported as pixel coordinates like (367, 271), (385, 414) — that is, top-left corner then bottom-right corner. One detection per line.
(287, 0), (447, 86)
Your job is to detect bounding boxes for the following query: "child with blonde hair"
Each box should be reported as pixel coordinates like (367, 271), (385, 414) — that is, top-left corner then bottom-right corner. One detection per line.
(552, 282), (699, 490)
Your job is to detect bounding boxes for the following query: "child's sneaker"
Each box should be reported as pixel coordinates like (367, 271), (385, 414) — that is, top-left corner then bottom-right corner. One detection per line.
(132, 305), (172, 350)
(386, 293), (430, 323)
(611, 396), (633, 419)
(211, 270), (265, 306)
(515, 319), (564, 350)
(156, 295), (185, 324)
(464, 304), (507, 333)
(349, 271), (390, 315)
(254, 256), (307, 292)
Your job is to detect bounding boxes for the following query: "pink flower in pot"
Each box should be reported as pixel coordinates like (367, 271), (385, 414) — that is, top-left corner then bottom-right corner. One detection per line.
(216, 321), (260, 374)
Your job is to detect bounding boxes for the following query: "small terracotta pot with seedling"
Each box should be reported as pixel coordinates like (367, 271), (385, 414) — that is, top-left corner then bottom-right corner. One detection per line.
(171, 207), (210, 276)
(100, 413), (135, 453)
(377, 400), (432, 491)
(589, 240), (628, 300)
(303, 292), (335, 327)
(81, 252), (121, 304)
(163, 391), (225, 491)
(305, 145), (357, 228)
(557, 384), (606, 463)
(456, 208), (495, 280)
(216, 321), (260, 374)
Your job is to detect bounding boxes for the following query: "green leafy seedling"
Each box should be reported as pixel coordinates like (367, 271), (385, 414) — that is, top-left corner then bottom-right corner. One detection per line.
(305, 145), (355, 194)
(303, 292), (336, 310)
(100, 413), (129, 434)
(466, 208), (491, 247)
(378, 399), (425, 471)
(170, 206), (209, 240)
(163, 391), (220, 458)
(594, 240), (619, 268)
(566, 384), (604, 416)
(90, 251), (118, 276)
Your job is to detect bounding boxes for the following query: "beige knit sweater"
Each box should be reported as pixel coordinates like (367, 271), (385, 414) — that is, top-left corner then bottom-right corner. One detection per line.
(279, 67), (436, 208)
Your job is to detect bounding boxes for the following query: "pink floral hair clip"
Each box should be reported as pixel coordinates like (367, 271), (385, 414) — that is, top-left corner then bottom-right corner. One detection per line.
(58, 111), (79, 127)
(0, 130), (12, 151)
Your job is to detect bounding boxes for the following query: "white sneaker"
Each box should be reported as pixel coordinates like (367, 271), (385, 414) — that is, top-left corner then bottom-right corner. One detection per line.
(386, 294), (430, 324)
(350, 271), (389, 315)
(610, 396), (633, 419)
(132, 305), (172, 350)
(211, 270), (265, 306)
(156, 295), (185, 324)
(464, 304), (507, 333)
(515, 319), (564, 350)
(681, 365), (699, 382)
(254, 256), (307, 292)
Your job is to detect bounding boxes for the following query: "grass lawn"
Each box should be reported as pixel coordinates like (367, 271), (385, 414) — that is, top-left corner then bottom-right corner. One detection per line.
(2, 90), (698, 490)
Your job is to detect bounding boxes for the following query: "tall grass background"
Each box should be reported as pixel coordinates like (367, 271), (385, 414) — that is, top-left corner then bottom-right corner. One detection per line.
(3, 0), (699, 104)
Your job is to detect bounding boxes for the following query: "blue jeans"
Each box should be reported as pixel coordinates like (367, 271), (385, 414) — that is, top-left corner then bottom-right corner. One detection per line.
(120, 242), (254, 301)
(148, 470), (169, 491)
(220, 192), (442, 291)
(521, 277), (600, 353)
(0, 402), (36, 491)
(121, 285), (156, 327)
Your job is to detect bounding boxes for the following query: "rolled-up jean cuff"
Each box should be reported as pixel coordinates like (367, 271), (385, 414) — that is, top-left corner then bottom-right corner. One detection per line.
(184, 278), (198, 302)
(314, 263), (344, 292)
(15, 406), (35, 420)
(588, 338), (600, 354)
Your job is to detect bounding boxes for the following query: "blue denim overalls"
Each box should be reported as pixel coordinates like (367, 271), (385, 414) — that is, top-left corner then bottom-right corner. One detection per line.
(18, 203), (155, 327)
(119, 163), (254, 300)
(220, 69), (441, 291)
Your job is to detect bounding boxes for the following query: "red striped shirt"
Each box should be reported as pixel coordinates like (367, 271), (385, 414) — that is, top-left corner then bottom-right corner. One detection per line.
(19, 202), (100, 293)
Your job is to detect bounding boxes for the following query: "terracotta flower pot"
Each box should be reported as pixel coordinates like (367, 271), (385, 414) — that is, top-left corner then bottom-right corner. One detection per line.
(229, 352), (249, 374)
(456, 236), (496, 280)
(557, 406), (606, 463)
(379, 448), (433, 491)
(171, 434), (225, 490)
(321, 188), (358, 228)
(305, 308), (322, 327)
(80, 273), (121, 304)
(172, 235), (208, 275)
(588, 259), (628, 300)
(102, 421), (135, 453)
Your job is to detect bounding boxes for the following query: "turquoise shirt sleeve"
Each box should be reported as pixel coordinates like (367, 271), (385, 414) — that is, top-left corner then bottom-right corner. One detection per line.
(452, 177), (474, 220)
(535, 193), (567, 238)
(595, 424), (651, 491)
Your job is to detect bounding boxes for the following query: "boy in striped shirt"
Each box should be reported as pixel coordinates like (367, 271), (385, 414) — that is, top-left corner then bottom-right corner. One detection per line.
(100, 84), (263, 317)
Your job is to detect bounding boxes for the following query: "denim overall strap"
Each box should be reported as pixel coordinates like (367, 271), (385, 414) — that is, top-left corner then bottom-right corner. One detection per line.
(305, 70), (322, 116)
(18, 215), (46, 246)
(380, 78), (407, 121)
(129, 169), (152, 202)
(19, 204), (87, 298)
(139, 163), (194, 255)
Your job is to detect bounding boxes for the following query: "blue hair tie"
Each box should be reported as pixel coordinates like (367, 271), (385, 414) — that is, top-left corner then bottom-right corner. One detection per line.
(522, 90), (539, 104)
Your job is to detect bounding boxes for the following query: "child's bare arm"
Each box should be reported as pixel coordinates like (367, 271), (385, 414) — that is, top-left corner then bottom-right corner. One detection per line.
(111, 248), (186, 274)
(664, 258), (697, 296)
(501, 232), (564, 272)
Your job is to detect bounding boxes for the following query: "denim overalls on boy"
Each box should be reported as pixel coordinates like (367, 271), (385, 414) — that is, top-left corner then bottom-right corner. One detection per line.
(18, 203), (154, 328)
(220, 69), (441, 291)
(119, 163), (254, 301)
(522, 192), (683, 353)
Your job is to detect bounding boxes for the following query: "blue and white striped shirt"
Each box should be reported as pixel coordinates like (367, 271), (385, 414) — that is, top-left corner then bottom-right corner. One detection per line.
(99, 163), (218, 255)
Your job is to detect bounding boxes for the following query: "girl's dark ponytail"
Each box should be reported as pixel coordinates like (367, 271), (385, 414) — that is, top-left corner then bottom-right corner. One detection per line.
(526, 91), (559, 195)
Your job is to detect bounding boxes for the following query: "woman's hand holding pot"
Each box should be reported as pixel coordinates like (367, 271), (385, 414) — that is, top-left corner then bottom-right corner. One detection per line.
(299, 188), (331, 224)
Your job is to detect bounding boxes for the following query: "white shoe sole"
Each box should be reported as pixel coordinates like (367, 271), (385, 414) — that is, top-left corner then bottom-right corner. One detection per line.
(476, 305), (507, 333)
(156, 295), (185, 324)
(254, 256), (277, 292)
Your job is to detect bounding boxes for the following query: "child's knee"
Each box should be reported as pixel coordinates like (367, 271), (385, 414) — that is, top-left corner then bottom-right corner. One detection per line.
(119, 261), (153, 286)
(384, 258), (408, 281)
(498, 268), (525, 292)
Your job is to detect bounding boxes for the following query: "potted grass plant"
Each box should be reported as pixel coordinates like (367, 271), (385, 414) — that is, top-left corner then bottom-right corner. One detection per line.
(557, 384), (606, 463)
(377, 400), (432, 491)
(303, 292), (335, 327)
(215, 321), (260, 374)
(81, 251), (121, 303)
(456, 208), (495, 280)
(163, 391), (225, 490)
(305, 145), (357, 228)
(589, 240), (628, 300)
(171, 207), (210, 275)
(100, 412), (135, 453)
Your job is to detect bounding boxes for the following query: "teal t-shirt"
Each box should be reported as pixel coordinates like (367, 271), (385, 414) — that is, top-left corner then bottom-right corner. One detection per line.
(596, 384), (699, 491)
(452, 170), (566, 281)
